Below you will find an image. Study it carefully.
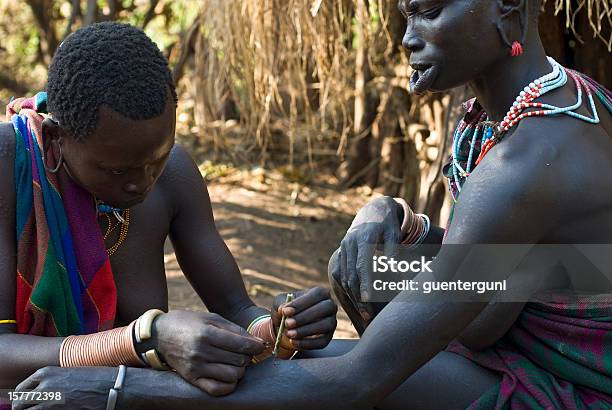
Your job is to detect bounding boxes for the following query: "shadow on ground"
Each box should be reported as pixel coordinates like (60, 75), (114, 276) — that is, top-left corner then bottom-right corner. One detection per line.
(165, 176), (371, 338)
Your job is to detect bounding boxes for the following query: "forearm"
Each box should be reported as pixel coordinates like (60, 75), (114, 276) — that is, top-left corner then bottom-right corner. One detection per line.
(341, 244), (533, 407)
(345, 300), (487, 407)
(131, 303), (479, 410)
(422, 225), (445, 246)
(0, 333), (62, 388)
(457, 302), (525, 350)
(404, 225), (445, 258)
(173, 228), (269, 330)
(226, 304), (270, 330)
(121, 357), (362, 410)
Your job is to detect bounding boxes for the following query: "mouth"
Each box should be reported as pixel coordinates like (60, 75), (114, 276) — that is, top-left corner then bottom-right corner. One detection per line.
(103, 195), (147, 209)
(123, 195), (148, 208)
(409, 63), (438, 95)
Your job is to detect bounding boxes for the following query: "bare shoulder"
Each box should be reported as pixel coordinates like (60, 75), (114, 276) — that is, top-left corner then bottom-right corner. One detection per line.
(467, 119), (564, 199)
(448, 118), (593, 243)
(158, 143), (201, 185)
(516, 114), (612, 210)
(155, 143), (211, 218)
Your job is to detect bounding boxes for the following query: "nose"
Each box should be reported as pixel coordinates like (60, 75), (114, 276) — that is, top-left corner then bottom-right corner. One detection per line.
(123, 167), (154, 195)
(402, 28), (425, 53)
(123, 183), (147, 196)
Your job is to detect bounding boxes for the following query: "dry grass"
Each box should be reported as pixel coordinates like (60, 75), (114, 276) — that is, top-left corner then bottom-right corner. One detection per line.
(192, 0), (395, 164)
(190, 0), (610, 165)
(544, 0), (611, 51)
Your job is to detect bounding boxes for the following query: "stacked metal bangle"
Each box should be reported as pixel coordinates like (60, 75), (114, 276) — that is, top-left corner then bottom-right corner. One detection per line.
(394, 197), (431, 247)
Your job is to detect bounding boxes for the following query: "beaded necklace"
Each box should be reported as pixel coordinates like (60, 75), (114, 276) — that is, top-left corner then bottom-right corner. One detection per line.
(96, 201), (130, 256)
(446, 57), (612, 202)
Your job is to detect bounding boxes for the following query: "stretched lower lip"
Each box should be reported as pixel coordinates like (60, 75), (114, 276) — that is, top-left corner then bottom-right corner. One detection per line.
(409, 65), (439, 95)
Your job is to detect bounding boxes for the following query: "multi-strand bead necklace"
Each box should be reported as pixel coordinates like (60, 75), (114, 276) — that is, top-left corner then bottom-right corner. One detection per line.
(447, 57), (612, 202)
(96, 201), (130, 256)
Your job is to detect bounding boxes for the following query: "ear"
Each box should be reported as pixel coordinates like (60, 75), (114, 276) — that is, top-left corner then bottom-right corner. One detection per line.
(494, 0), (528, 48)
(41, 118), (63, 153)
(497, 0), (524, 14)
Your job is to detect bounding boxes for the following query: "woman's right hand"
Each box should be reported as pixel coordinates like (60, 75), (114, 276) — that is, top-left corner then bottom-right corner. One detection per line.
(330, 196), (404, 322)
(153, 310), (265, 396)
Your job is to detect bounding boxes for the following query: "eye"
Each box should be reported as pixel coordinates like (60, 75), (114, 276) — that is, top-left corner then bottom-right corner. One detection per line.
(110, 169), (126, 175)
(423, 7), (442, 19)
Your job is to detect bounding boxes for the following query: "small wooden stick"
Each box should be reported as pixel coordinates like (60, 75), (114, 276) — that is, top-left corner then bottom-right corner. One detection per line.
(273, 293), (294, 356)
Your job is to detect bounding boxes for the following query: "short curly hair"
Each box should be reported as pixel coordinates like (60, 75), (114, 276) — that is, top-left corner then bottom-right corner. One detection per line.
(46, 21), (177, 140)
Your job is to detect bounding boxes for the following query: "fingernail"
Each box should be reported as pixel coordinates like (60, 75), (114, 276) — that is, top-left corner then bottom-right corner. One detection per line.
(282, 307), (295, 316)
(286, 330), (297, 338)
(285, 318), (296, 328)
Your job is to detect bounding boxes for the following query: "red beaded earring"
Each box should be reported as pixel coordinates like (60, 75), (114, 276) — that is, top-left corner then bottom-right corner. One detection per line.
(510, 41), (524, 57)
(496, 0), (528, 58)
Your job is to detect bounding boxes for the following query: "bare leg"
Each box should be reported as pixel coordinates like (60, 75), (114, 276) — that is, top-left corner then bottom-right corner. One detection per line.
(300, 340), (500, 410)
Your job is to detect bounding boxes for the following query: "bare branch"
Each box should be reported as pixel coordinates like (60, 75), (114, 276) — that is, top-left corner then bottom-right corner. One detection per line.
(25, 0), (59, 65)
(171, 18), (200, 85)
(83, 0), (98, 26)
(163, 41), (177, 61)
(108, 0), (120, 20)
(62, 0), (81, 40)
(141, 0), (161, 29)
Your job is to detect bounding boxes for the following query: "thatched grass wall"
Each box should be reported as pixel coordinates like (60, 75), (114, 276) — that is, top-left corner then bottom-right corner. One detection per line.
(179, 0), (610, 225)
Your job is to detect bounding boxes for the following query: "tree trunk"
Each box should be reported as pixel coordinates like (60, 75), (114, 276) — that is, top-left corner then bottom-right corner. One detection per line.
(83, 0), (98, 26)
(400, 136), (420, 207)
(25, 0), (58, 65)
(337, 0), (374, 187)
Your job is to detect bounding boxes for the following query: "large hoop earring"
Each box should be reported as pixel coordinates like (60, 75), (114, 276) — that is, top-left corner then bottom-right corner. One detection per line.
(43, 143), (64, 174)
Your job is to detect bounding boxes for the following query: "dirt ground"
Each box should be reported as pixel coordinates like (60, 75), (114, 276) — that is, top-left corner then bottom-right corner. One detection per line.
(164, 167), (377, 339)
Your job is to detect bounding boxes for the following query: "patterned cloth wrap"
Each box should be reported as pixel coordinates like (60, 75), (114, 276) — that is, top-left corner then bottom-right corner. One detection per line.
(6, 92), (116, 337)
(447, 294), (612, 409)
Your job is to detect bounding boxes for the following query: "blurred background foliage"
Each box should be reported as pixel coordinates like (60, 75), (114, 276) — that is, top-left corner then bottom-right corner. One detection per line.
(1, 0), (610, 225)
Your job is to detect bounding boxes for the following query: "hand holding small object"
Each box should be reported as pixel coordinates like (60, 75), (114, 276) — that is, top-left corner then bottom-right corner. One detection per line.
(271, 287), (338, 352)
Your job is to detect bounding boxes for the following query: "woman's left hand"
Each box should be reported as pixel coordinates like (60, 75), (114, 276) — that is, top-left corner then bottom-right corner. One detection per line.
(271, 287), (338, 350)
(12, 366), (114, 409)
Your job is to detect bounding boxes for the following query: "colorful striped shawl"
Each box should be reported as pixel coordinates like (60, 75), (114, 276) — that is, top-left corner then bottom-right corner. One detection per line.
(447, 294), (612, 409)
(7, 92), (116, 336)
